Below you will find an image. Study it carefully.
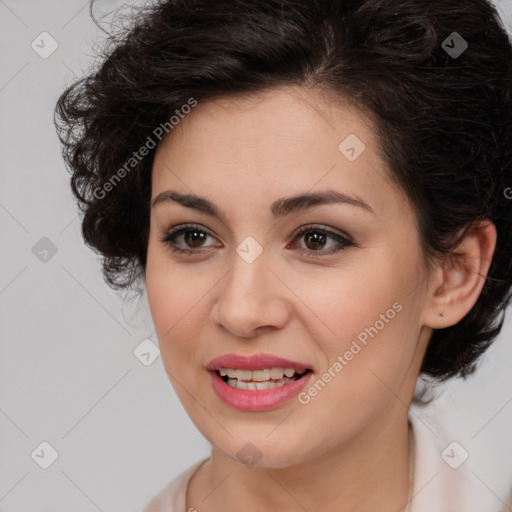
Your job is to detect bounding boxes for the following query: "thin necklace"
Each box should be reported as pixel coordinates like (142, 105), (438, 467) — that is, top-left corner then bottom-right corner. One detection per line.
(406, 421), (415, 512)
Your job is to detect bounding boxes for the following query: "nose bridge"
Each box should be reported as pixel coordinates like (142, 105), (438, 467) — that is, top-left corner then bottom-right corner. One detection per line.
(224, 242), (270, 309)
(213, 239), (289, 336)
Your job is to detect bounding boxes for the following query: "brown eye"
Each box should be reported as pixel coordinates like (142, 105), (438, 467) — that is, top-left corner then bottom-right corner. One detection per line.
(288, 225), (355, 257)
(160, 224), (218, 255)
(303, 231), (328, 251)
(183, 229), (208, 248)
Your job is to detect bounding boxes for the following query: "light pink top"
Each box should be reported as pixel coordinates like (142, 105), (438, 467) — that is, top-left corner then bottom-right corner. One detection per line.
(141, 412), (512, 512)
(141, 456), (209, 512)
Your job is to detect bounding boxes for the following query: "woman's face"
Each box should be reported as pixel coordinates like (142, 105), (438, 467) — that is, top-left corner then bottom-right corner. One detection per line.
(145, 86), (434, 468)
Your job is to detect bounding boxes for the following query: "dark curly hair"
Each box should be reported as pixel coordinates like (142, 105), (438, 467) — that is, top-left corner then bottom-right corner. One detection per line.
(54, 0), (512, 382)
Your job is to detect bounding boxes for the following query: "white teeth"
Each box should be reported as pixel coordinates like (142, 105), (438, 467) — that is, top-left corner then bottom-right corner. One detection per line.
(255, 381), (273, 390)
(270, 367), (285, 379)
(251, 368), (271, 381)
(218, 367), (307, 382)
(226, 378), (293, 390)
(237, 369), (253, 381)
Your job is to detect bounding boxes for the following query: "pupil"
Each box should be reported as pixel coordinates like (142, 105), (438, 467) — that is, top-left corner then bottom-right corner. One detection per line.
(305, 232), (325, 250)
(184, 230), (206, 248)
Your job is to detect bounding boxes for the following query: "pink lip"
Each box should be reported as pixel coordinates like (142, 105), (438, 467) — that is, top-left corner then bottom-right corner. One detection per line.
(209, 370), (313, 411)
(206, 353), (313, 412)
(206, 353), (311, 372)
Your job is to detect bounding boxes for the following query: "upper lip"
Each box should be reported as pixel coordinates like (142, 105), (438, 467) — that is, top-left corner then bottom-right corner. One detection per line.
(207, 353), (311, 372)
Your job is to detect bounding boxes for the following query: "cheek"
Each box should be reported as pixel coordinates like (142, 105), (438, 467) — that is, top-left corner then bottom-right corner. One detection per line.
(145, 243), (172, 333)
(299, 262), (403, 337)
(145, 242), (193, 358)
(299, 256), (419, 385)
(145, 240), (219, 375)
(294, 285), (415, 452)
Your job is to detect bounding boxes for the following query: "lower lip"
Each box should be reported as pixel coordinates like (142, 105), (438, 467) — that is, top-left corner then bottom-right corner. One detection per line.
(209, 370), (313, 411)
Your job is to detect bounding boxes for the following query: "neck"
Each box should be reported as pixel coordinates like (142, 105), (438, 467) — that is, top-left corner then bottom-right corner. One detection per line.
(187, 411), (412, 512)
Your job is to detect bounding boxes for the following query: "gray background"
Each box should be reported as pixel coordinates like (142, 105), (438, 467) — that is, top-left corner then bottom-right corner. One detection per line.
(1, 1), (511, 510)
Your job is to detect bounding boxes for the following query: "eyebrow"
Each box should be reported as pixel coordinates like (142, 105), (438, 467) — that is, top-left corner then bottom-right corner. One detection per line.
(151, 189), (375, 219)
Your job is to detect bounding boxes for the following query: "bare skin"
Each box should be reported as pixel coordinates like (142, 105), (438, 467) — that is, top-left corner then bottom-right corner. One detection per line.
(144, 85), (496, 512)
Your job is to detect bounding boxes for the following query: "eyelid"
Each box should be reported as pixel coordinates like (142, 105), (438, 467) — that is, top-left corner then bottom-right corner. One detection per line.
(159, 223), (219, 250)
(286, 224), (355, 256)
(289, 223), (354, 244)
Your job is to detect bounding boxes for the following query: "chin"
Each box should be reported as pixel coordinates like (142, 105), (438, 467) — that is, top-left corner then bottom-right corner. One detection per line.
(211, 435), (314, 470)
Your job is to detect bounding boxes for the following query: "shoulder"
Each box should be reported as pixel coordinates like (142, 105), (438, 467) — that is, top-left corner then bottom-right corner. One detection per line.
(141, 457), (210, 512)
(408, 406), (510, 512)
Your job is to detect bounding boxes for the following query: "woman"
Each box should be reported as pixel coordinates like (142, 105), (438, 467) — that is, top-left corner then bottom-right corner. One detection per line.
(54, 0), (512, 510)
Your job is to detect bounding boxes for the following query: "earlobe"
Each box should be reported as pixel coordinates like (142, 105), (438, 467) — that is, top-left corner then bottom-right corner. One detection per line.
(423, 221), (497, 329)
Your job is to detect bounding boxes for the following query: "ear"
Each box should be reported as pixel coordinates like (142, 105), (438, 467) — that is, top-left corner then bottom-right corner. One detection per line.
(422, 220), (497, 329)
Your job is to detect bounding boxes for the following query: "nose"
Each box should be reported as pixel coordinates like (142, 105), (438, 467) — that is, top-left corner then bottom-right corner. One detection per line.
(211, 248), (291, 339)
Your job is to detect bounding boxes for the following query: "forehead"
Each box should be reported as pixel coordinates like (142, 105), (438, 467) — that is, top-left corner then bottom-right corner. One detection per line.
(151, 86), (411, 223)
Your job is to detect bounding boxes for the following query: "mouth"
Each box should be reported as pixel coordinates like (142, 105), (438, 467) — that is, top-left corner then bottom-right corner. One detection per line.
(207, 354), (314, 411)
(215, 367), (312, 390)
(207, 353), (314, 410)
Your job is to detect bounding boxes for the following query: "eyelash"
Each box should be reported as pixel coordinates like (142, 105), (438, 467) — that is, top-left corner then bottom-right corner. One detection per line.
(159, 223), (356, 257)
